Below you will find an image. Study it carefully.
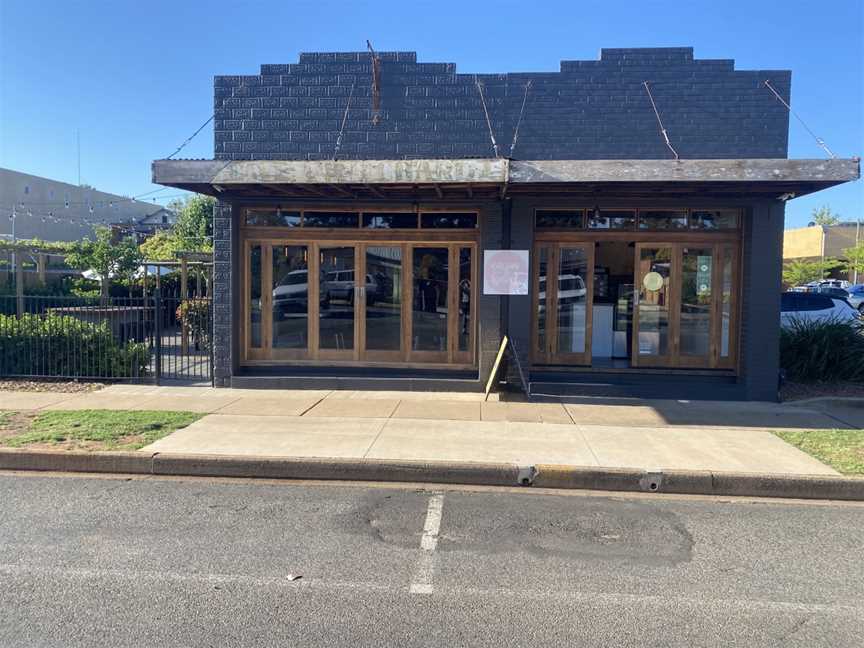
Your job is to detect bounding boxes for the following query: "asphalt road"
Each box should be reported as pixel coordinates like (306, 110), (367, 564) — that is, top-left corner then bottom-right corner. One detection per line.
(0, 473), (862, 647)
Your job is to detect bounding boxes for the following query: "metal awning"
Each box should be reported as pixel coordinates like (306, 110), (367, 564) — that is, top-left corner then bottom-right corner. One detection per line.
(152, 157), (859, 200)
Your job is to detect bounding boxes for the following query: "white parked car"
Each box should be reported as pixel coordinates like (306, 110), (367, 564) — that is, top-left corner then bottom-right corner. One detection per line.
(780, 291), (859, 328)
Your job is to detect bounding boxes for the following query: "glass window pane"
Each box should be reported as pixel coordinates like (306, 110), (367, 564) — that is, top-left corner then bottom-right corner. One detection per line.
(556, 247), (589, 355)
(537, 247), (549, 355)
(412, 247), (449, 352)
(245, 209), (301, 227)
(689, 209), (739, 230)
(272, 245), (308, 349)
(319, 247), (355, 351)
(362, 212), (418, 229)
(535, 210), (584, 229)
(639, 210), (688, 230)
(637, 247), (671, 356)
(365, 246), (402, 352)
(249, 245), (262, 348)
(303, 211), (359, 228)
(721, 246), (734, 358)
(588, 210), (636, 230)
(680, 247), (713, 357)
(420, 212), (477, 229)
(458, 248), (472, 353)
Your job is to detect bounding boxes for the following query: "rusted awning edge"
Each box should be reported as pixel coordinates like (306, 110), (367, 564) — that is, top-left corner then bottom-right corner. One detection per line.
(152, 158), (509, 186)
(152, 157), (859, 198)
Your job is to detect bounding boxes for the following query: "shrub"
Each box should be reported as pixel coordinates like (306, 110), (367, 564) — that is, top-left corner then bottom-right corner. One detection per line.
(176, 299), (211, 352)
(0, 313), (149, 378)
(780, 318), (864, 383)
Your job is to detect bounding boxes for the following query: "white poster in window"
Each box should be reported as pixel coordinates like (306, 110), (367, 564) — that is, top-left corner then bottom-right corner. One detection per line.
(483, 250), (529, 295)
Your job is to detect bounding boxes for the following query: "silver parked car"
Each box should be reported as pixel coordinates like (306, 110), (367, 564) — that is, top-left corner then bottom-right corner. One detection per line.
(780, 291), (859, 328)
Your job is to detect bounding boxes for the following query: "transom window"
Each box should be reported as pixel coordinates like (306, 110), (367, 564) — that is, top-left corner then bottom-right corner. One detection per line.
(245, 208), (478, 230)
(535, 208), (740, 231)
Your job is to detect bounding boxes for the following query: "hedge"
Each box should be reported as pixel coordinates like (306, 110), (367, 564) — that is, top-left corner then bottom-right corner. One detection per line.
(0, 313), (149, 378)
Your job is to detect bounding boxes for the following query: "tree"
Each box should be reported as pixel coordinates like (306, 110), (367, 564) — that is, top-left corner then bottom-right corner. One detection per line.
(782, 258), (842, 287)
(66, 227), (142, 301)
(843, 242), (864, 283)
(139, 230), (181, 262)
(811, 205), (841, 227)
(167, 195), (215, 252)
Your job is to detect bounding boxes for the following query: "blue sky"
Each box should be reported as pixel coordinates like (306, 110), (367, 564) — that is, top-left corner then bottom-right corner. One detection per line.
(1, 0), (861, 228)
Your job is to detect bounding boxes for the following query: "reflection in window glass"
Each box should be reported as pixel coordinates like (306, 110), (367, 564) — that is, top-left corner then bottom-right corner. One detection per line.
(249, 245), (262, 347)
(245, 209), (301, 227)
(458, 248), (472, 353)
(366, 246), (402, 352)
(588, 210), (636, 230)
(319, 247), (355, 350)
(537, 247), (549, 355)
(721, 246), (734, 358)
(556, 247), (589, 354)
(272, 245), (308, 349)
(303, 212), (359, 228)
(412, 247), (449, 352)
(679, 247), (713, 357)
(639, 210), (688, 230)
(420, 213), (477, 229)
(637, 247), (671, 357)
(689, 210), (739, 230)
(535, 210), (584, 229)
(362, 213), (418, 229)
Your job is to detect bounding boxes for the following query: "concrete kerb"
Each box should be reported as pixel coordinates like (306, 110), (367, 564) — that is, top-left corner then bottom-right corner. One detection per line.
(0, 449), (862, 501)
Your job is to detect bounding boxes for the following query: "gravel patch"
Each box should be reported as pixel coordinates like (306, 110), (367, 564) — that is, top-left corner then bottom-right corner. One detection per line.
(0, 379), (106, 393)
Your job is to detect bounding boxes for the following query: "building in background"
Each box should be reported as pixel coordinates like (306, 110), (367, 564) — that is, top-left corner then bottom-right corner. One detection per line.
(154, 47), (859, 401)
(0, 167), (169, 242)
(783, 222), (862, 280)
(111, 207), (177, 241)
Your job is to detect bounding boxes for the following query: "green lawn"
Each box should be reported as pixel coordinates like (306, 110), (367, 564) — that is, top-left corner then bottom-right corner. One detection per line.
(773, 429), (864, 476)
(0, 409), (201, 451)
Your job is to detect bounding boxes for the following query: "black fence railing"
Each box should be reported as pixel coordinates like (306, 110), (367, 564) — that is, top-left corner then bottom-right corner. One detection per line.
(0, 293), (212, 383)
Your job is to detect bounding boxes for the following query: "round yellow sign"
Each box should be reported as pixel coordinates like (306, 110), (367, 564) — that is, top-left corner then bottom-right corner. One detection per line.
(643, 271), (664, 292)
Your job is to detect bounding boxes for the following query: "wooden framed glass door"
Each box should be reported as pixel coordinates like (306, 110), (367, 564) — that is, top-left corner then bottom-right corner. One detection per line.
(243, 238), (476, 368)
(633, 243), (674, 367)
(633, 242), (739, 369)
(532, 242), (594, 365)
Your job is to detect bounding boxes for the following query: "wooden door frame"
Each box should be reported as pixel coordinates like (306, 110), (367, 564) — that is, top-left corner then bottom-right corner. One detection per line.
(633, 241), (740, 369)
(315, 243), (360, 362)
(530, 241), (595, 366)
(239, 234), (478, 369)
(632, 242), (676, 368)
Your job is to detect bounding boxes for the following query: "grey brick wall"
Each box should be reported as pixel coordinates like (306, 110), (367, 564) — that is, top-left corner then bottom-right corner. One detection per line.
(478, 203), (505, 381)
(212, 200), (234, 387)
(741, 202), (786, 401)
(214, 47), (790, 162)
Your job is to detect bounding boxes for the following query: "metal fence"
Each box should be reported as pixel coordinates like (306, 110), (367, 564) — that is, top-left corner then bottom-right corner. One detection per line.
(0, 292), (212, 384)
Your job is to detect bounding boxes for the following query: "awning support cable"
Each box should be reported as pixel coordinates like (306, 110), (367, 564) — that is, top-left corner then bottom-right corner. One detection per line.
(643, 81), (679, 161)
(764, 79), (836, 159)
(333, 83), (356, 160)
(476, 78), (500, 158)
(508, 81), (532, 158)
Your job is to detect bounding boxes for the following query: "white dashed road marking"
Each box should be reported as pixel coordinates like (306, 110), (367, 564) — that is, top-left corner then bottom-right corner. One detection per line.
(409, 492), (444, 595)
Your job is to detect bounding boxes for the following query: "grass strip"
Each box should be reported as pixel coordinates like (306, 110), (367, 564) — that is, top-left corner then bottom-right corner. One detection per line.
(773, 429), (864, 476)
(0, 409), (201, 451)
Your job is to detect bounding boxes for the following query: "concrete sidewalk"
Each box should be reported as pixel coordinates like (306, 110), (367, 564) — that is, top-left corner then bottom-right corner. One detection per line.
(139, 412), (839, 476)
(5, 383), (862, 429)
(3, 384), (855, 478)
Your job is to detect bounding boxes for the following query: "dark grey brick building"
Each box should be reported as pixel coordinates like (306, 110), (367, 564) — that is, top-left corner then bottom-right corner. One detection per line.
(154, 47), (858, 400)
